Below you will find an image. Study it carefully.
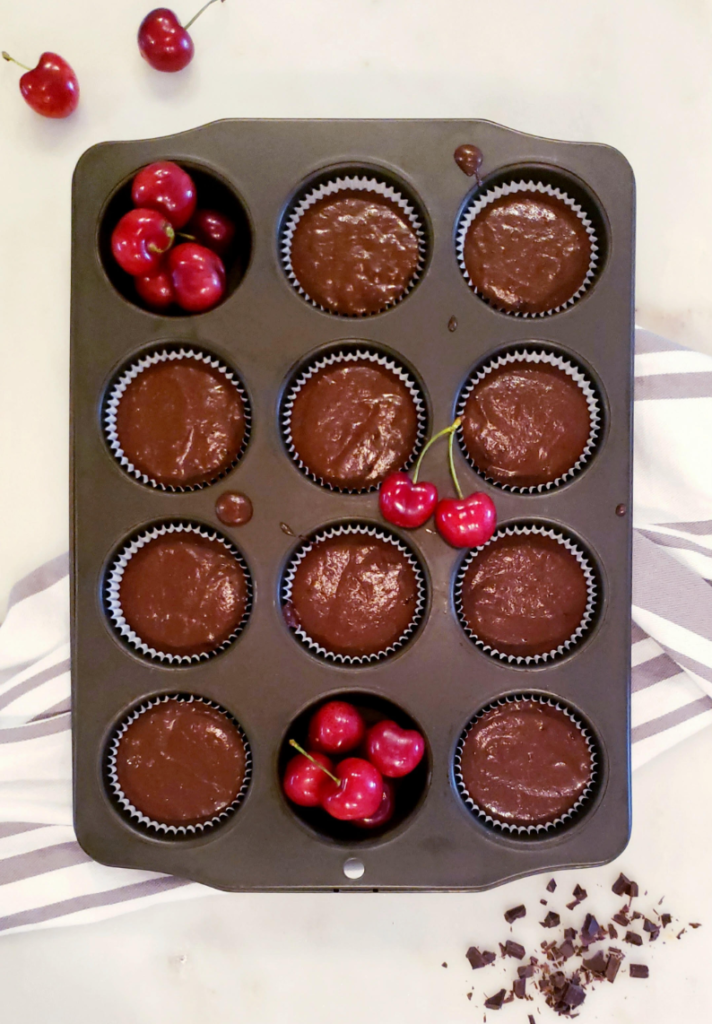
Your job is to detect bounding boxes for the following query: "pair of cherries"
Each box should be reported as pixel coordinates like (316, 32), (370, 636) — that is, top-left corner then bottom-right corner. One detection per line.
(3, 1), (225, 120)
(283, 701), (425, 828)
(111, 161), (235, 313)
(380, 419), (496, 548)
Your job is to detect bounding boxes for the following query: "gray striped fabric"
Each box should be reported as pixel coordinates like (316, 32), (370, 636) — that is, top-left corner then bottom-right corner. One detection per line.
(0, 327), (710, 937)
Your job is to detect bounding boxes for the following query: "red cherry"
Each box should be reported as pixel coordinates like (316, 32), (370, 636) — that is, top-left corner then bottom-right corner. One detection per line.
(283, 751), (334, 808)
(132, 162), (197, 229)
(167, 242), (225, 312)
(138, 1), (225, 73)
(187, 209), (236, 256)
(320, 758), (383, 821)
(353, 779), (396, 829)
(308, 701), (366, 755)
(3, 51), (79, 119)
(435, 492), (497, 548)
(111, 209), (174, 276)
(365, 720), (425, 778)
(379, 472), (438, 529)
(135, 268), (174, 310)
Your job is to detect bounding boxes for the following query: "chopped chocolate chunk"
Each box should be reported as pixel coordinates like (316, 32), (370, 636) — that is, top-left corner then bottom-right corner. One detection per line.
(518, 964), (535, 979)
(529, 1016), (536, 1024)
(484, 989), (506, 1010)
(582, 952), (608, 974)
(466, 947), (496, 969)
(466, 993), (472, 1001)
(630, 964), (649, 979)
(513, 977), (526, 999)
(661, 913), (672, 928)
(564, 927), (577, 941)
(441, 962), (448, 968)
(565, 901), (578, 911)
(613, 912), (629, 927)
(612, 873), (631, 896)
(625, 931), (643, 947)
(628, 881), (639, 898)
(608, 924), (618, 939)
(561, 982), (586, 1009)
(643, 919), (660, 941)
(504, 904), (527, 924)
(580, 914), (602, 947)
(541, 912), (561, 928)
(690, 922), (702, 929)
(504, 940), (525, 959)
(677, 928), (687, 940)
(605, 954), (622, 983)
(573, 884), (587, 902)
(540, 899), (547, 906)
(546, 879), (557, 893)
(551, 971), (567, 991)
(631, 911), (643, 921)
(557, 940), (575, 961)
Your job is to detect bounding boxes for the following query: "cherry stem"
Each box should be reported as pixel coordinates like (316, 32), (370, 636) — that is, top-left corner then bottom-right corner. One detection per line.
(184, 0), (225, 30)
(412, 417), (461, 484)
(288, 739), (340, 784)
(178, 232), (197, 241)
(448, 429), (463, 499)
(2, 52), (31, 72)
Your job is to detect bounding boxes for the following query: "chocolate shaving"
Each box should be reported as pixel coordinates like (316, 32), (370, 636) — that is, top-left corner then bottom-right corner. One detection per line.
(504, 904), (526, 924)
(466, 993), (472, 1001)
(677, 928), (687, 940)
(540, 899), (548, 906)
(608, 924), (618, 939)
(690, 922), (702, 929)
(542, 912), (561, 929)
(612, 912), (629, 927)
(661, 913), (672, 928)
(546, 879), (557, 893)
(466, 947), (496, 969)
(503, 939), (525, 960)
(630, 964), (649, 979)
(625, 931), (643, 946)
(483, 989), (506, 1010)
(528, 1017), (536, 1024)
(441, 962), (447, 968)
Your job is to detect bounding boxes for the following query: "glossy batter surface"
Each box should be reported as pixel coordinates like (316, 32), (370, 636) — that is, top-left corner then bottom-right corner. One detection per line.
(461, 363), (591, 487)
(289, 535), (418, 656)
(115, 700), (247, 826)
(459, 534), (588, 656)
(459, 701), (592, 826)
(454, 144), (483, 177)
(463, 192), (591, 314)
(290, 191), (420, 316)
(215, 491), (253, 526)
(119, 535), (248, 656)
(289, 360), (419, 489)
(115, 358), (246, 487)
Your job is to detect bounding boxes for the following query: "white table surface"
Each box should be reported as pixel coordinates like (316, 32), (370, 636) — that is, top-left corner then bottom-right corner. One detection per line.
(1, 0), (712, 1018)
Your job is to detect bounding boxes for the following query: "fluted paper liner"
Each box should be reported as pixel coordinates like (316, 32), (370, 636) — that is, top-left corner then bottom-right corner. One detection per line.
(105, 521), (253, 664)
(456, 180), (599, 317)
(106, 694), (252, 836)
(281, 523), (426, 665)
(103, 347), (251, 492)
(454, 523), (598, 664)
(454, 694), (598, 836)
(456, 348), (601, 492)
(280, 176), (427, 316)
(281, 347), (428, 494)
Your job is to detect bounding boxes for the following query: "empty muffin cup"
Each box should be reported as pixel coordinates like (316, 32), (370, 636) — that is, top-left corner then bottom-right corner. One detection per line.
(105, 522), (253, 664)
(454, 523), (597, 664)
(106, 694), (251, 836)
(456, 181), (599, 316)
(454, 694), (598, 835)
(456, 348), (601, 492)
(280, 176), (427, 316)
(104, 348), (251, 491)
(281, 523), (426, 665)
(281, 346), (427, 493)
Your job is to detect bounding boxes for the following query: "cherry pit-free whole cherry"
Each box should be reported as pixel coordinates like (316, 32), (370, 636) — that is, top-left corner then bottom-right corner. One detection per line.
(138, 0), (227, 73)
(2, 50), (79, 118)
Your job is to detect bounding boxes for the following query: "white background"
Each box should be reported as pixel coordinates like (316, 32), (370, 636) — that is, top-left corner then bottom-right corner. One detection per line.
(1, 0), (712, 1020)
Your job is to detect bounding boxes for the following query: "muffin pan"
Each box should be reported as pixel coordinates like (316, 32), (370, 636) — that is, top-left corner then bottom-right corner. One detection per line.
(71, 119), (634, 891)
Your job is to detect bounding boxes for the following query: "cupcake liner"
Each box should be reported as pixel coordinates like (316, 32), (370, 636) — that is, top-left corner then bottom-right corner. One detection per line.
(454, 523), (598, 665)
(281, 347), (428, 494)
(280, 176), (427, 316)
(281, 523), (426, 665)
(454, 693), (599, 836)
(105, 521), (253, 665)
(103, 348), (251, 492)
(105, 693), (252, 837)
(456, 348), (601, 493)
(455, 180), (599, 317)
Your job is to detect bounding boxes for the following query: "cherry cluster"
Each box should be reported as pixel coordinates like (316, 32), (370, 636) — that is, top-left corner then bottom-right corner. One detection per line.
(110, 161), (235, 314)
(283, 701), (425, 830)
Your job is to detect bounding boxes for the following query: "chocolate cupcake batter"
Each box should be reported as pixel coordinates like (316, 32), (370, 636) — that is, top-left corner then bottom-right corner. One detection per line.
(458, 700), (592, 827)
(288, 359), (419, 490)
(288, 534), (419, 657)
(462, 192), (591, 314)
(119, 533), (248, 656)
(459, 533), (589, 657)
(461, 362), (591, 488)
(454, 144), (483, 179)
(114, 358), (246, 487)
(114, 699), (247, 827)
(289, 190), (420, 316)
(215, 491), (253, 526)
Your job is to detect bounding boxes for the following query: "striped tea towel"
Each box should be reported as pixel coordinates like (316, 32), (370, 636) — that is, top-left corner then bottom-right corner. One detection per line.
(0, 326), (711, 938)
